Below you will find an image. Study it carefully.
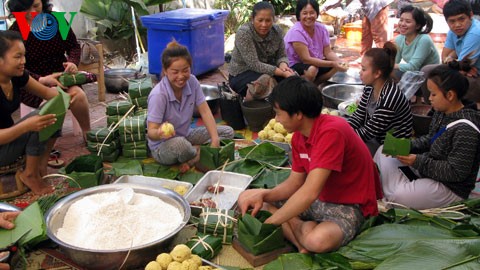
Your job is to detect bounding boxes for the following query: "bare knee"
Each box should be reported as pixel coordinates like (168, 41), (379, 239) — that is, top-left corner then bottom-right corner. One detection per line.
(303, 66), (318, 82)
(302, 233), (342, 253)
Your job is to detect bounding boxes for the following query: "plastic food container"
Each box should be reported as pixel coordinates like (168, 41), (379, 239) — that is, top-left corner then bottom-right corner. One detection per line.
(114, 175), (193, 197)
(185, 170), (253, 215)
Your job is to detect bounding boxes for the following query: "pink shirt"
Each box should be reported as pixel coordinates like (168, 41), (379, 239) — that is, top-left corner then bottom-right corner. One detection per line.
(284, 22), (331, 66)
(147, 75), (205, 150)
(291, 115), (383, 217)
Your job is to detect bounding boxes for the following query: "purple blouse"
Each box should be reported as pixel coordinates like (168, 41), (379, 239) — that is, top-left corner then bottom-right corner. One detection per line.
(284, 22), (331, 66)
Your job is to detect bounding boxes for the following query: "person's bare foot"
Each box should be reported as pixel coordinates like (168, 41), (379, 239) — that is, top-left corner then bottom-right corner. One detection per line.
(179, 146), (201, 173)
(16, 171), (54, 195)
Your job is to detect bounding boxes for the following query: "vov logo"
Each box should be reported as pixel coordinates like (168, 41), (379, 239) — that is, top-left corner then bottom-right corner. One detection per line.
(12, 11), (77, 41)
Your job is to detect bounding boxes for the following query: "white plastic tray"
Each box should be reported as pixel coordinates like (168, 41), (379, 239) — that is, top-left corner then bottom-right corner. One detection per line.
(185, 170), (253, 211)
(114, 175), (193, 197)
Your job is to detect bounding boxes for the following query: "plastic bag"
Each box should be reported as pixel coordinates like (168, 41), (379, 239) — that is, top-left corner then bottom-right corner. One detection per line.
(398, 71), (425, 99)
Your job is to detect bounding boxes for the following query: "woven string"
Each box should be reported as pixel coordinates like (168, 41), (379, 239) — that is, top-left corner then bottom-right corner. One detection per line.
(200, 208), (236, 242)
(190, 235), (215, 257)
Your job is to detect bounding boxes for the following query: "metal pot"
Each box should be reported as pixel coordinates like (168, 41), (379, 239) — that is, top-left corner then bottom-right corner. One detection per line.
(193, 84), (221, 118)
(45, 183), (190, 270)
(320, 84), (364, 109)
(104, 68), (145, 93)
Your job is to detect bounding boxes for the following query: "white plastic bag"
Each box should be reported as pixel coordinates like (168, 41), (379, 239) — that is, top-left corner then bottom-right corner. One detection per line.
(398, 71), (426, 99)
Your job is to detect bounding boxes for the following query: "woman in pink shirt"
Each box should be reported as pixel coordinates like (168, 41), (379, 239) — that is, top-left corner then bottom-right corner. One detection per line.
(284, 0), (348, 83)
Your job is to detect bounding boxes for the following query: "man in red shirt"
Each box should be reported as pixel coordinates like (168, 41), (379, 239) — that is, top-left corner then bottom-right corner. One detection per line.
(238, 76), (382, 253)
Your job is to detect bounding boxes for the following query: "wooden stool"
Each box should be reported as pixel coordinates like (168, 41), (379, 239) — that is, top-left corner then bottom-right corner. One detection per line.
(0, 156), (29, 199)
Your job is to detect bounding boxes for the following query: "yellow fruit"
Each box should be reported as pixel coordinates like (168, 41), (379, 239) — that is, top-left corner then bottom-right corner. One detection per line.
(267, 130), (277, 140)
(285, 133), (293, 144)
(321, 108), (330, 115)
(329, 110), (340, 116)
(173, 185), (189, 196)
(272, 133), (285, 142)
(258, 130), (268, 140)
(170, 244), (191, 262)
(273, 122), (287, 135)
(263, 125), (272, 132)
(161, 122), (175, 137)
(268, 118), (276, 128)
(156, 253), (173, 269)
(145, 261), (162, 270)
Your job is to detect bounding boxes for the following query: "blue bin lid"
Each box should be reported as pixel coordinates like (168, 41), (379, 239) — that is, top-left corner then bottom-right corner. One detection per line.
(141, 8), (229, 27)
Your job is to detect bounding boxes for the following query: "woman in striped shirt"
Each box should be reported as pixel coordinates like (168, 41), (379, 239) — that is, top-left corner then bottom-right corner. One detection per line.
(348, 42), (413, 155)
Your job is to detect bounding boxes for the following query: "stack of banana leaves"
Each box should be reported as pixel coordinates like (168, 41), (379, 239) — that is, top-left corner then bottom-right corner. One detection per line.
(263, 198), (480, 270)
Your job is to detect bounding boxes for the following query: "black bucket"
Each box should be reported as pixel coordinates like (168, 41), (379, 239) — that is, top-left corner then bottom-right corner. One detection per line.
(241, 100), (274, 132)
(220, 97), (245, 130)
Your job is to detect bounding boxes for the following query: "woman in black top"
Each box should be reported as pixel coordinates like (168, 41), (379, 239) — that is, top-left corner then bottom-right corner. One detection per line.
(0, 30), (63, 194)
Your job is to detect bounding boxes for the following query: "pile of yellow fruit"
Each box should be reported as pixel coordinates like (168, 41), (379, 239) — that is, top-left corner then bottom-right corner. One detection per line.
(258, 119), (293, 144)
(145, 244), (220, 270)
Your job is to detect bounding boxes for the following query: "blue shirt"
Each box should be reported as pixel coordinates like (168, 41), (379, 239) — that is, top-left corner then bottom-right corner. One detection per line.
(146, 75), (205, 150)
(445, 19), (480, 74)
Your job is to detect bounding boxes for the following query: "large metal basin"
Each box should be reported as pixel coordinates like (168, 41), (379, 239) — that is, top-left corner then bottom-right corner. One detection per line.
(193, 84), (221, 117)
(321, 84), (364, 109)
(104, 68), (144, 93)
(45, 183), (190, 270)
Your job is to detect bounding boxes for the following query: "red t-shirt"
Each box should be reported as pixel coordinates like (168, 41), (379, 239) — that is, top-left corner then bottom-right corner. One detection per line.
(291, 115), (383, 217)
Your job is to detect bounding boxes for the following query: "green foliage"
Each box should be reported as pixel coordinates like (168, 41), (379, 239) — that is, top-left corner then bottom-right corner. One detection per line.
(80, 0), (174, 58)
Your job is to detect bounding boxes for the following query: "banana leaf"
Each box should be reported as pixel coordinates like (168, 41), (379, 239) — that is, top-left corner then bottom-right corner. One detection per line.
(86, 127), (118, 143)
(128, 78), (153, 99)
(111, 160), (143, 177)
(186, 233), (223, 260)
(87, 139), (120, 154)
(107, 115), (122, 126)
(106, 100), (134, 116)
(264, 253), (353, 270)
(224, 159), (264, 177)
(119, 115), (146, 143)
(0, 202), (46, 249)
(134, 108), (148, 117)
(339, 224), (480, 267)
(63, 155), (104, 187)
(249, 167), (290, 189)
(198, 208), (236, 244)
(142, 163), (179, 179)
(238, 142), (288, 167)
(58, 72), (87, 87)
(122, 141), (147, 151)
(38, 87), (70, 142)
(130, 96), (148, 109)
(177, 170), (204, 185)
(122, 149), (148, 159)
(99, 149), (120, 162)
(65, 154), (103, 173)
(238, 210), (285, 255)
(198, 139), (235, 172)
(382, 130), (411, 156)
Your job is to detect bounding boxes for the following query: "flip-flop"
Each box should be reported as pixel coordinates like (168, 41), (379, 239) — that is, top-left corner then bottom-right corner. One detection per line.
(48, 158), (65, 168)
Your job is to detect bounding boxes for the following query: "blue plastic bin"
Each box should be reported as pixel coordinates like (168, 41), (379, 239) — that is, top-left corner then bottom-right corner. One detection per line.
(141, 8), (229, 76)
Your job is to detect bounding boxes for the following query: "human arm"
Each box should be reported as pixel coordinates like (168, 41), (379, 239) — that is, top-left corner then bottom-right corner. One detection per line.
(347, 87), (369, 130)
(411, 125), (480, 182)
(198, 102), (220, 147)
(398, 35), (439, 72)
(238, 170), (307, 216)
(265, 168), (331, 225)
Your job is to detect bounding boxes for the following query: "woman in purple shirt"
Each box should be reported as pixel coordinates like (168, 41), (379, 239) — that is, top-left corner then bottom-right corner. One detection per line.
(284, 0), (348, 83)
(147, 41), (234, 172)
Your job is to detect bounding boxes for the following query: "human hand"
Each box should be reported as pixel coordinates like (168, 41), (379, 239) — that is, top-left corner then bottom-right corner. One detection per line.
(39, 73), (65, 89)
(0, 212), (20, 230)
(237, 189), (267, 216)
(63, 62), (78, 74)
(24, 114), (57, 132)
(0, 262), (10, 270)
(396, 154), (417, 166)
(334, 61), (349, 72)
(210, 138), (220, 148)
